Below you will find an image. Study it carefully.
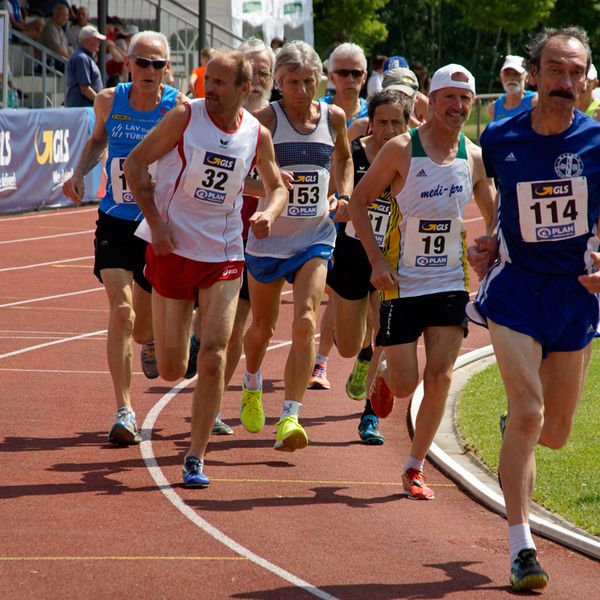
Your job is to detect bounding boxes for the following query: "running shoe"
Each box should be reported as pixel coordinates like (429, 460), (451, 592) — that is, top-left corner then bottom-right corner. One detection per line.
(274, 416), (308, 452)
(499, 411), (508, 438)
(370, 367), (394, 418)
(108, 407), (142, 446)
(345, 358), (370, 400)
(307, 360), (330, 390)
(510, 548), (549, 592)
(211, 417), (234, 435)
(184, 334), (201, 379)
(240, 385), (265, 433)
(358, 414), (385, 445)
(182, 456), (210, 488)
(140, 341), (159, 379)
(402, 468), (435, 500)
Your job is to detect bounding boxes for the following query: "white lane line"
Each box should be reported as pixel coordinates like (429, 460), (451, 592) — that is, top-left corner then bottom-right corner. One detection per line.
(0, 256), (93, 273)
(0, 287), (103, 309)
(0, 368), (126, 375)
(0, 329), (107, 360)
(0, 230), (94, 244)
(140, 342), (340, 600)
(464, 216), (484, 223)
(0, 207), (97, 221)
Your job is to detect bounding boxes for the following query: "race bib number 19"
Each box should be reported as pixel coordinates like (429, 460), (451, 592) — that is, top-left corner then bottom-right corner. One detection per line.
(516, 177), (588, 242)
(402, 217), (462, 267)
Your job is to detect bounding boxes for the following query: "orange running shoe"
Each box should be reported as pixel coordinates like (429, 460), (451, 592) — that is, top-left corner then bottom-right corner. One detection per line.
(402, 468), (435, 500)
(307, 360), (330, 390)
(370, 373), (394, 418)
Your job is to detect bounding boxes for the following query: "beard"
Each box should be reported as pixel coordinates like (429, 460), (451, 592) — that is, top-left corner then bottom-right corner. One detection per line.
(244, 87), (271, 113)
(503, 81), (522, 94)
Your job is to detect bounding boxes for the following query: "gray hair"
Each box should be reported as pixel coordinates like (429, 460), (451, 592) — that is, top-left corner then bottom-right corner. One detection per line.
(274, 40), (323, 89)
(329, 42), (367, 72)
(128, 31), (170, 60)
(239, 37), (276, 70)
(527, 26), (591, 72)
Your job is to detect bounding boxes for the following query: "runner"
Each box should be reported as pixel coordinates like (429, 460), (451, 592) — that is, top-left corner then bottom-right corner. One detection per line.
(62, 31), (182, 445)
(488, 55), (537, 121)
(241, 40), (353, 451)
(467, 27), (600, 591)
(574, 63), (600, 119)
(124, 51), (288, 487)
(327, 89), (413, 444)
(184, 37), (278, 437)
(349, 64), (495, 497)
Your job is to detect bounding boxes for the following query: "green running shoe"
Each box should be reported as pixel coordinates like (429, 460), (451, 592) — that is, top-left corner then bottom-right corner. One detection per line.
(345, 358), (370, 400)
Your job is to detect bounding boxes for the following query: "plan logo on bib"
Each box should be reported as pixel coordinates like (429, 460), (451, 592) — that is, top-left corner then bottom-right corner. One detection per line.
(554, 153), (583, 178)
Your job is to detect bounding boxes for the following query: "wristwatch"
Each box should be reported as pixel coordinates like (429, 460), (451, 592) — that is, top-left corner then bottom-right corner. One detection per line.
(338, 194), (350, 201)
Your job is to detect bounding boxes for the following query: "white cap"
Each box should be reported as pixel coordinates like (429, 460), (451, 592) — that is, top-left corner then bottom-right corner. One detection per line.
(79, 25), (106, 42)
(120, 24), (139, 37)
(429, 63), (476, 95)
(501, 55), (526, 74)
(588, 63), (598, 80)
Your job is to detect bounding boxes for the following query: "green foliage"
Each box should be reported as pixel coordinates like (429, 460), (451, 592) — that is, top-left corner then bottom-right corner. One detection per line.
(313, 0), (391, 56)
(456, 341), (600, 536)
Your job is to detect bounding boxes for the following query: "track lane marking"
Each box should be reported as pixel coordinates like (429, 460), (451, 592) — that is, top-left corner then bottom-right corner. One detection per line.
(0, 230), (95, 244)
(0, 207), (97, 221)
(0, 329), (107, 360)
(0, 287), (103, 309)
(0, 256), (93, 273)
(0, 556), (246, 561)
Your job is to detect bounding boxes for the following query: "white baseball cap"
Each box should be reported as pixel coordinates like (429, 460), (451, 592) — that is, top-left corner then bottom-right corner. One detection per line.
(501, 55), (526, 74)
(429, 63), (476, 95)
(79, 25), (107, 42)
(587, 63), (598, 80)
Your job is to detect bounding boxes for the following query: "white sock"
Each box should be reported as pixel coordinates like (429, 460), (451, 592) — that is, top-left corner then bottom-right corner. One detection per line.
(509, 523), (535, 563)
(281, 400), (302, 419)
(244, 370), (262, 391)
(315, 353), (328, 365)
(403, 456), (425, 473)
(215, 411), (222, 421)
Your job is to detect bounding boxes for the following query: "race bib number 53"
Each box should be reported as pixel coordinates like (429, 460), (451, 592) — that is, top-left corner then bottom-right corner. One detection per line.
(516, 177), (588, 242)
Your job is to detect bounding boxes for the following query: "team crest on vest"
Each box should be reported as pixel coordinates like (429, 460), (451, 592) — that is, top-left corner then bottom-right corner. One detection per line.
(554, 153), (583, 178)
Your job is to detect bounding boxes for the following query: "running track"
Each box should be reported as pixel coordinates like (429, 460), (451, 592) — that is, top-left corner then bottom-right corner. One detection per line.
(1, 204), (597, 599)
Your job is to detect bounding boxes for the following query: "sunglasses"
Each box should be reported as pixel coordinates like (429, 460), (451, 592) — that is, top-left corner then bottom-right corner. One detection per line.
(334, 69), (364, 79)
(133, 56), (168, 70)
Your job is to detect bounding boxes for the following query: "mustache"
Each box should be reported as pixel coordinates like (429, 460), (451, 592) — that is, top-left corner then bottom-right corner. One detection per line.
(549, 89), (575, 99)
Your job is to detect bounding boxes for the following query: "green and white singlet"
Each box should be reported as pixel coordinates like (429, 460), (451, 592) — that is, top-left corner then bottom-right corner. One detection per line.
(381, 128), (472, 300)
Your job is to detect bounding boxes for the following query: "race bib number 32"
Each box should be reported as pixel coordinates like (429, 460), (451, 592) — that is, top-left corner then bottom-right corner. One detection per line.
(517, 177), (588, 242)
(183, 150), (242, 206)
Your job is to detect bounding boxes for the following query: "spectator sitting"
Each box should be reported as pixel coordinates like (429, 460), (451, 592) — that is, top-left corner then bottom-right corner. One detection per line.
(66, 5), (89, 49)
(106, 24), (137, 86)
(27, 0), (69, 17)
(65, 24), (105, 107)
(39, 2), (71, 70)
(5, 0), (44, 41)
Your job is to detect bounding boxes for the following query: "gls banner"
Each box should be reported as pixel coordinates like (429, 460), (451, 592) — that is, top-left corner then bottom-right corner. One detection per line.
(0, 107), (103, 214)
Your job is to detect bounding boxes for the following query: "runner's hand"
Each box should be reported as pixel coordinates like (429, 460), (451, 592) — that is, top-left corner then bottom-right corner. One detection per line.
(280, 170), (294, 190)
(150, 220), (177, 255)
(578, 252), (600, 293)
(250, 211), (273, 239)
(370, 256), (400, 291)
(333, 197), (349, 222)
(62, 176), (85, 205)
(467, 235), (498, 280)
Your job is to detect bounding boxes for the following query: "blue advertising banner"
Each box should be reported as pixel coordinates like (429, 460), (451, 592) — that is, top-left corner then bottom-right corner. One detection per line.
(0, 107), (104, 214)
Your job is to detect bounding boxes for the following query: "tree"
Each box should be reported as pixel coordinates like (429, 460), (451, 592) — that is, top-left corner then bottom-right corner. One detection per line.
(313, 0), (391, 57)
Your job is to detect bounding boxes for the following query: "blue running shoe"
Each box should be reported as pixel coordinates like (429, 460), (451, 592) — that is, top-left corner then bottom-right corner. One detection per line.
(510, 548), (548, 591)
(358, 414), (384, 445)
(182, 456), (210, 488)
(108, 407), (142, 445)
(184, 334), (201, 379)
(499, 411), (508, 438)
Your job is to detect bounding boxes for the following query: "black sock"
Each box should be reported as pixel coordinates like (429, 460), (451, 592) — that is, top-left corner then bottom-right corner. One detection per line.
(362, 398), (375, 417)
(357, 344), (373, 362)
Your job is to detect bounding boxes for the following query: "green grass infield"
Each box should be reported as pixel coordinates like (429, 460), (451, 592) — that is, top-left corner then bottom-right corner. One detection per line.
(456, 340), (600, 537)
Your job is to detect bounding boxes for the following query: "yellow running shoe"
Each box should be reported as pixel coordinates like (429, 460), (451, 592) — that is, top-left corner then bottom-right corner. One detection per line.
(274, 416), (308, 452)
(240, 385), (265, 433)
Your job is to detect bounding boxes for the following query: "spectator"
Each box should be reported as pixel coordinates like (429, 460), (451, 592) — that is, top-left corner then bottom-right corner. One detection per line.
(366, 55), (386, 96)
(270, 36), (284, 55)
(106, 15), (123, 41)
(66, 5), (89, 48)
(575, 64), (600, 120)
(39, 2), (71, 70)
(188, 47), (215, 98)
(65, 24), (105, 107)
(5, 0), (44, 41)
(106, 24), (137, 86)
(411, 60), (430, 95)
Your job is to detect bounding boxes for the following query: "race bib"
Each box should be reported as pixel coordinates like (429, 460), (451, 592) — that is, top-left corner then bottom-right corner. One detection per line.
(402, 217), (463, 268)
(183, 149), (245, 206)
(517, 177), (588, 242)
(110, 157), (156, 204)
(286, 167), (329, 218)
(345, 198), (390, 247)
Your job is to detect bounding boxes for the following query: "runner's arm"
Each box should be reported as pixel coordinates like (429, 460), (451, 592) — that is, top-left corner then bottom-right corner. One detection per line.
(329, 106), (353, 221)
(123, 103), (191, 254)
(62, 89), (112, 205)
(348, 138), (405, 290)
(251, 127), (288, 239)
